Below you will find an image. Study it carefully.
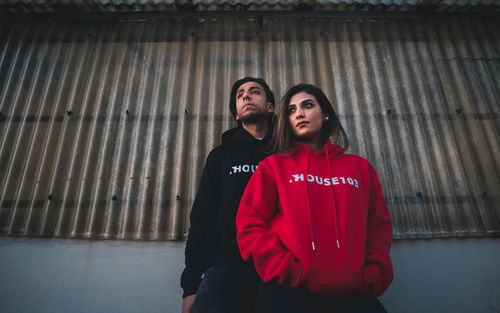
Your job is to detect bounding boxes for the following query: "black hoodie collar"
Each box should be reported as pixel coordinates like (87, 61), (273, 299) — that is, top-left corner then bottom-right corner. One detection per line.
(221, 118), (275, 145)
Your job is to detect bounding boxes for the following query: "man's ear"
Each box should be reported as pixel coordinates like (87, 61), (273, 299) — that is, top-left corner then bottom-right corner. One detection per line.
(267, 102), (274, 113)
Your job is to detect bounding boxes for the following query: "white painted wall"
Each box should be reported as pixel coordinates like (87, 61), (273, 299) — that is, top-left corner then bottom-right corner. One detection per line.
(0, 237), (498, 313)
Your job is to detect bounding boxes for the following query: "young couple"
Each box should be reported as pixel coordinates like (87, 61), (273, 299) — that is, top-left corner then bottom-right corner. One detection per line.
(181, 77), (393, 313)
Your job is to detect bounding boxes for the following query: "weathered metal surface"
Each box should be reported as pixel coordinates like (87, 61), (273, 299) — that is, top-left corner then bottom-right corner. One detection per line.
(1, 0), (499, 13)
(0, 18), (498, 240)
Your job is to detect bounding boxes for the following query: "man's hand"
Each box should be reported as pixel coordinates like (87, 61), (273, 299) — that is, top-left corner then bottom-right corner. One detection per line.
(181, 294), (196, 313)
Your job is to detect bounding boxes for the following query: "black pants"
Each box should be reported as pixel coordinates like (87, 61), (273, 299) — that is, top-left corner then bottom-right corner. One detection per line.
(192, 265), (258, 313)
(255, 280), (388, 313)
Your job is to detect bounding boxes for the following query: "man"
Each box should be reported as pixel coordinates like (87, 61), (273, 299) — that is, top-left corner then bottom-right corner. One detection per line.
(181, 77), (276, 313)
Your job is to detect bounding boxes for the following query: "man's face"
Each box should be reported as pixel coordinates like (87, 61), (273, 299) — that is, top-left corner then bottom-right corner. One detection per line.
(235, 81), (273, 123)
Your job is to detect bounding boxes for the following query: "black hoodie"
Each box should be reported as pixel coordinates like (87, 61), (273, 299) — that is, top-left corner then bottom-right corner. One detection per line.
(180, 125), (273, 298)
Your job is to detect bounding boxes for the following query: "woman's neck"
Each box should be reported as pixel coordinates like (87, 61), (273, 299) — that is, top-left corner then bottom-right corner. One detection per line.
(298, 138), (323, 153)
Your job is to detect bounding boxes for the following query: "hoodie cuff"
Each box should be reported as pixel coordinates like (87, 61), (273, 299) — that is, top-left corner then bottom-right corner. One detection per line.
(361, 264), (382, 296)
(182, 285), (199, 299)
(181, 267), (202, 298)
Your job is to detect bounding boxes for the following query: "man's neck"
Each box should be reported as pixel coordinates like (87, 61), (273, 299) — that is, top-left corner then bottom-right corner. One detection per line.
(241, 119), (269, 139)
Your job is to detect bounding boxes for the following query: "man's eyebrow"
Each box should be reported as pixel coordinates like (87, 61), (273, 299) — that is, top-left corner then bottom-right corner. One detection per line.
(237, 86), (263, 93)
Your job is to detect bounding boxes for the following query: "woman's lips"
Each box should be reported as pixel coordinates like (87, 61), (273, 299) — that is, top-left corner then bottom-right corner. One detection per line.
(296, 121), (308, 128)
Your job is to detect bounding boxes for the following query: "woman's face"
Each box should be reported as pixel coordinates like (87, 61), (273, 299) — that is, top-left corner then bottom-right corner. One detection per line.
(287, 91), (326, 144)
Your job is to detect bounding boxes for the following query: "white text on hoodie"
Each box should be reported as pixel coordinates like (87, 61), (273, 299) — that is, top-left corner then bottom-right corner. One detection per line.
(289, 174), (359, 189)
(229, 164), (258, 175)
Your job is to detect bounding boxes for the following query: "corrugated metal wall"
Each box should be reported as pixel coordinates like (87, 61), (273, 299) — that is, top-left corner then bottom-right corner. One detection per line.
(0, 17), (498, 240)
(2, 0), (500, 13)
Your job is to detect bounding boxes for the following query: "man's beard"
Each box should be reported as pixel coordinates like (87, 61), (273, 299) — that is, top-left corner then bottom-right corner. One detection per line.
(239, 111), (270, 124)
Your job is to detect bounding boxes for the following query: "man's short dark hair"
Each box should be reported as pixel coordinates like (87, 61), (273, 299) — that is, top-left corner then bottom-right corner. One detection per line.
(229, 77), (275, 120)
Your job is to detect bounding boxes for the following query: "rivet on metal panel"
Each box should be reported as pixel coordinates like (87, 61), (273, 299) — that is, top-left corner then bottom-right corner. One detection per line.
(112, 195), (117, 201)
(48, 194), (54, 200)
(67, 111), (73, 116)
(176, 195), (181, 201)
(416, 192), (422, 198)
(456, 108), (463, 114)
(386, 109), (392, 114)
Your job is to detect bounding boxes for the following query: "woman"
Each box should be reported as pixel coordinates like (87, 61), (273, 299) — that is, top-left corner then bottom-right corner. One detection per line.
(236, 84), (393, 312)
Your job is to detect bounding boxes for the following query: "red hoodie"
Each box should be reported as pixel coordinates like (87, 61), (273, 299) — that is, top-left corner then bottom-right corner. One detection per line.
(236, 142), (393, 296)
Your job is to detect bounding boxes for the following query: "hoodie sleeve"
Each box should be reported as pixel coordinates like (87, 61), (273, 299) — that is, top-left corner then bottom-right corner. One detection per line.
(180, 150), (220, 298)
(361, 167), (394, 296)
(236, 160), (304, 287)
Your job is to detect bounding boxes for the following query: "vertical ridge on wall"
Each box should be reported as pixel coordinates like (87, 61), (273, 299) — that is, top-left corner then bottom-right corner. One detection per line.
(2, 26), (48, 235)
(374, 21), (408, 234)
(5, 26), (45, 235)
(0, 17), (498, 240)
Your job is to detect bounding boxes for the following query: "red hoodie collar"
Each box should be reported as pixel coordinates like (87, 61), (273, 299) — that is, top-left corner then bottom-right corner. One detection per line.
(292, 141), (344, 158)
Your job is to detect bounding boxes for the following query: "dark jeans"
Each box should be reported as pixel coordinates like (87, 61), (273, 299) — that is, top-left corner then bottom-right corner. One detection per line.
(255, 280), (388, 313)
(192, 265), (258, 313)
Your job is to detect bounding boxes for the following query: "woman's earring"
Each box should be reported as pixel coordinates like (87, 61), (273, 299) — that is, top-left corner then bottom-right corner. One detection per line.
(325, 116), (329, 121)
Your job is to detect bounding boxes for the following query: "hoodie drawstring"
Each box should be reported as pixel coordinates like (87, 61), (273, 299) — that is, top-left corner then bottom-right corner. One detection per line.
(304, 148), (317, 251)
(326, 147), (341, 249)
(302, 143), (341, 251)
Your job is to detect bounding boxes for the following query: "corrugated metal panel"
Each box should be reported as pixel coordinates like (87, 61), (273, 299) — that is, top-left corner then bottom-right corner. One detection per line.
(0, 18), (499, 240)
(1, 0), (499, 13)
(61, 0), (500, 6)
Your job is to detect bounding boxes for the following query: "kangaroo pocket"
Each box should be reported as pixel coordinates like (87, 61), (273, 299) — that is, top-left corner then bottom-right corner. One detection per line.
(300, 266), (365, 296)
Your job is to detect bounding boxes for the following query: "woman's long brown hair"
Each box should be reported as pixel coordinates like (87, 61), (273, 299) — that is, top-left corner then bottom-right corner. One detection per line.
(270, 84), (348, 154)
